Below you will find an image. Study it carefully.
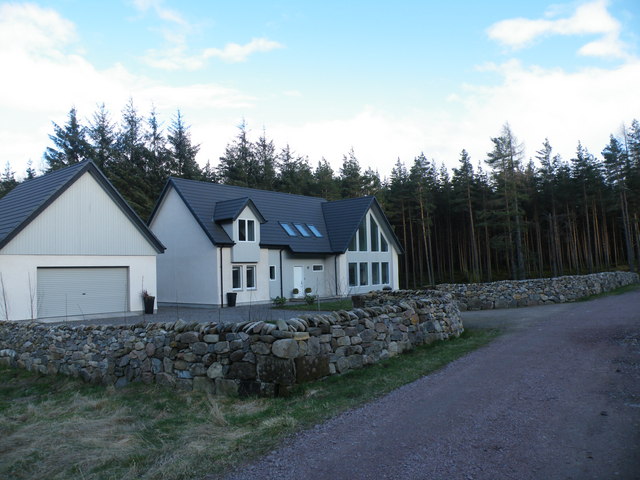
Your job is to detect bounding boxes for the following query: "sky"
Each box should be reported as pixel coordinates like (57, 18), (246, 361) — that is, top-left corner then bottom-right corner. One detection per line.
(1, 0), (639, 180)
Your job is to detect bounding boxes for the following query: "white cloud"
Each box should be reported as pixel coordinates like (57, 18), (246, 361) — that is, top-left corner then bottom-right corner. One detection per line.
(487, 0), (630, 59)
(0, 3), (253, 177)
(130, 0), (188, 27)
(203, 38), (284, 63)
(144, 37), (284, 70)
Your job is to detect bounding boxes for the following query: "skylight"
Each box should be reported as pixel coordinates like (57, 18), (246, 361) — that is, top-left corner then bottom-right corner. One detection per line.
(307, 224), (323, 237)
(294, 223), (311, 237)
(281, 223), (297, 236)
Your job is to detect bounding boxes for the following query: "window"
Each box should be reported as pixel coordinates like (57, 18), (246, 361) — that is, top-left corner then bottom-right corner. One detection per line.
(307, 224), (323, 237)
(359, 262), (368, 286)
(348, 263), (357, 286)
(294, 223), (311, 237)
(238, 219), (255, 242)
(381, 234), (388, 252)
(280, 222), (297, 236)
(312, 264), (323, 271)
(370, 217), (379, 251)
(358, 220), (367, 251)
(269, 265), (276, 281)
(381, 262), (389, 284)
(372, 262), (380, 284)
(232, 266), (242, 289)
(348, 235), (357, 251)
(246, 266), (256, 289)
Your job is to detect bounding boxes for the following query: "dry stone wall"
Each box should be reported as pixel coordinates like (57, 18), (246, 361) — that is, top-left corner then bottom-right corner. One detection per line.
(436, 271), (639, 311)
(0, 291), (462, 397)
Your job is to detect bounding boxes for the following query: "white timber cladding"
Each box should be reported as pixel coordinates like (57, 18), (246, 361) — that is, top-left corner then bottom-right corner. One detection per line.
(0, 255), (156, 321)
(2, 172), (157, 256)
(344, 208), (399, 294)
(37, 267), (128, 318)
(149, 187), (218, 306)
(231, 206), (260, 263)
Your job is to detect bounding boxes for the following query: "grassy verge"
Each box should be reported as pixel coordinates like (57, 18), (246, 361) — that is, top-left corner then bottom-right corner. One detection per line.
(577, 282), (640, 302)
(274, 298), (353, 311)
(0, 328), (500, 480)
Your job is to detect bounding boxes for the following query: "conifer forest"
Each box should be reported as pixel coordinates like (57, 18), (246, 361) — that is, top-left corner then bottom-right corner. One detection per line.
(3, 101), (639, 288)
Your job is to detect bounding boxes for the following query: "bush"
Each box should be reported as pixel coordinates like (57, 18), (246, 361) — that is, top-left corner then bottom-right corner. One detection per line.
(304, 287), (312, 294)
(304, 294), (317, 305)
(272, 296), (287, 307)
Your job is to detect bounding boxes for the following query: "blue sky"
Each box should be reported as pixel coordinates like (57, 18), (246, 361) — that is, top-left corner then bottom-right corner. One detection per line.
(1, 0), (638, 179)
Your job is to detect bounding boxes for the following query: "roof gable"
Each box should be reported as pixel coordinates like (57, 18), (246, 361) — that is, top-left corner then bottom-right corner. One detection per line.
(0, 161), (165, 253)
(213, 197), (266, 223)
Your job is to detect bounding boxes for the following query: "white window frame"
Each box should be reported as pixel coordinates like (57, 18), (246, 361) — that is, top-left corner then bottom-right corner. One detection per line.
(246, 265), (256, 290)
(269, 265), (276, 281)
(359, 262), (368, 286)
(232, 266), (242, 290)
(238, 219), (255, 242)
(348, 262), (357, 286)
(312, 264), (324, 272)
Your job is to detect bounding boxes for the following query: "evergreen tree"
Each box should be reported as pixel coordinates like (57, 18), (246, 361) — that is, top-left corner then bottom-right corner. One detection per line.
(217, 121), (255, 187)
(312, 158), (339, 199)
(339, 148), (364, 198)
(485, 123), (526, 279)
(275, 145), (312, 194)
(0, 162), (18, 198)
(44, 107), (92, 171)
(167, 110), (201, 179)
(87, 103), (116, 170)
(253, 129), (277, 190)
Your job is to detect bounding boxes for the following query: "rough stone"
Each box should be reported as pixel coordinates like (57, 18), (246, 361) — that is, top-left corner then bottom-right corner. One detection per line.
(271, 339), (299, 359)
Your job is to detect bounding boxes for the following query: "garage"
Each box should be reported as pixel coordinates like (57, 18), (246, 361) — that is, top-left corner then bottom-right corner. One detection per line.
(37, 267), (129, 319)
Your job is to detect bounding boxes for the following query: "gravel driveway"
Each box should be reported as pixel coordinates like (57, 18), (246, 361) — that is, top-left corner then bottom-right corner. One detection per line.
(221, 290), (640, 480)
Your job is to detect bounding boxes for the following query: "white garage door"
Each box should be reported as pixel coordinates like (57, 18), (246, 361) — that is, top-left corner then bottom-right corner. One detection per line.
(37, 267), (128, 319)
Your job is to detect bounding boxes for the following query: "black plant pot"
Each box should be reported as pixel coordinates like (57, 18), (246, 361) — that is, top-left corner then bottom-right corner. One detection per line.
(144, 296), (155, 314)
(226, 292), (237, 307)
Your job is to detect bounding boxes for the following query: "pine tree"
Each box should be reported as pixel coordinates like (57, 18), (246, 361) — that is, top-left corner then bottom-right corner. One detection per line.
(339, 148), (364, 198)
(167, 110), (201, 179)
(87, 104), (116, 170)
(0, 162), (18, 198)
(44, 107), (92, 171)
(217, 121), (255, 187)
(312, 158), (339, 199)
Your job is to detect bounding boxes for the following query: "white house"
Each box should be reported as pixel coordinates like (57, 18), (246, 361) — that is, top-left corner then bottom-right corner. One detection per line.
(0, 161), (165, 321)
(148, 178), (403, 307)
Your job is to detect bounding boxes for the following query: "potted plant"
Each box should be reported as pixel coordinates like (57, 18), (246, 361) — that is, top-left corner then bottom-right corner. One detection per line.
(292, 288), (299, 296)
(142, 290), (155, 314)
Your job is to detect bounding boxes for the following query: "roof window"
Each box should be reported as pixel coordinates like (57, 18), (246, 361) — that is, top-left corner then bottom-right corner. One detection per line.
(307, 224), (323, 237)
(280, 222), (297, 236)
(294, 223), (311, 237)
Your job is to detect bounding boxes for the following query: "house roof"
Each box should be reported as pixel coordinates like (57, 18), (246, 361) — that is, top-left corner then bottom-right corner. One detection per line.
(0, 161), (165, 253)
(150, 177), (403, 254)
(213, 197), (266, 223)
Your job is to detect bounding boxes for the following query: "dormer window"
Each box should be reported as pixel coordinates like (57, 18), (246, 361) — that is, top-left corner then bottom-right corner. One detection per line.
(238, 219), (255, 242)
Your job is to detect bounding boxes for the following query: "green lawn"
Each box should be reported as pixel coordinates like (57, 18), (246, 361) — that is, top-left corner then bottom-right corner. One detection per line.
(0, 328), (500, 480)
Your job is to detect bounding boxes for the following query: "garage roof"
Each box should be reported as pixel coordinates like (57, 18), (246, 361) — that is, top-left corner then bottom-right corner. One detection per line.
(0, 161), (165, 253)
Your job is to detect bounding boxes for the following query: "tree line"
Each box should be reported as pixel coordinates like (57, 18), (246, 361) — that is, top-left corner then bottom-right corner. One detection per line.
(2, 102), (639, 287)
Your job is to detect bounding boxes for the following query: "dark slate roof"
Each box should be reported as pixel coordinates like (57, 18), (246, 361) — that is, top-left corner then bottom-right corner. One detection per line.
(213, 197), (265, 223)
(0, 161), (165, 252)
(150, 178), (403, 255)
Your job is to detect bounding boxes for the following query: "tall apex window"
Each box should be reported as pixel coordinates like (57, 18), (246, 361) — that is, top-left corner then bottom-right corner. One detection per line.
(238, 219), (255, 242)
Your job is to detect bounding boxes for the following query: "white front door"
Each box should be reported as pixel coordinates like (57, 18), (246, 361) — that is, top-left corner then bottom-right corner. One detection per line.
(293, 266), (304, 297)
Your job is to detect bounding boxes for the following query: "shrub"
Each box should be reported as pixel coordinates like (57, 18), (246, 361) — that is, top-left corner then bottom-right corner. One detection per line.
(304, 287), (312, 294)
(272, 296), (287, 307)
(304, 294), (317, 305)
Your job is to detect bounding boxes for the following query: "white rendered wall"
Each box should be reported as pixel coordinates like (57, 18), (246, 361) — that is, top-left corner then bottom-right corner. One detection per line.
(220, 246), (270, 305)
(149, 187), (217, 305)
(231, 207), (261, 263)
(0, 255), (156, 321)
(280, 252), (333, 298)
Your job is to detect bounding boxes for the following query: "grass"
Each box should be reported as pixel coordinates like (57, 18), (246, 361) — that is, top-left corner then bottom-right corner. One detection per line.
(0, 328), (500, 480)
(577, 282), (639, 302)
(275, 298), (353, 311)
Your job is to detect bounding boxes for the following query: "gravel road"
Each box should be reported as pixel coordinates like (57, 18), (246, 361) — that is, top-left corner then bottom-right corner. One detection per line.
(220, 289), (640, 480)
